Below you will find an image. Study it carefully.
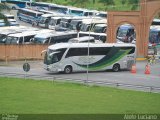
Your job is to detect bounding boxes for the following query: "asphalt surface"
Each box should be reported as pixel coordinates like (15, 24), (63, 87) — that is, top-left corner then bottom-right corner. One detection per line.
(0, 60), (160, 92)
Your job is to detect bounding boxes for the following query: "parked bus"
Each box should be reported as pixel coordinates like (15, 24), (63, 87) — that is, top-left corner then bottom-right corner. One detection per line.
(4, 14), (15, 19)
(93, 24), (107, 33)
(80, 18), (106, 32)
(3, 0), (29, 9)
(50, 4), (68, 14)
(68, 36), (97, 43)
(79, 32), (107, 43)
(48, 16), (62, 30)
(32, 31), (77, 44)
(117, 24), (135, 43)
(38, 13), (56, 28)
(55, 16), (82, 31)
(152, 18), (160, 26)
(0, 19), (19, 27)
(27, 2), (50, 11)
(43, 43), (136, 73)
(96, 11), (107, 18)
(17, 8), (43, 23)
(0, 26), (39, 43)
(5, 31), (39, 44)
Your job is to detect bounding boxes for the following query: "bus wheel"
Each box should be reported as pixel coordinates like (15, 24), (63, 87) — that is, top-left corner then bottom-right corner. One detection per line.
(112, 64), (120, 72)
(64, 66), (72, 74)
(12, 6), (16, 10)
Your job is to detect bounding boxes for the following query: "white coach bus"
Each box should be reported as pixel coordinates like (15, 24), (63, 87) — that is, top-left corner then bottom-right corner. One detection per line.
(43, 43), (136, 73)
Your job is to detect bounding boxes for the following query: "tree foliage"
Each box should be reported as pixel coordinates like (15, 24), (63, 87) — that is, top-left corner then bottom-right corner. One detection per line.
(127, 0), (139, 10)
(121, 0), (126, 5)
(0, 3), (10, 26)
(128, 0), (139, 5)
(99, 0), (115, 6)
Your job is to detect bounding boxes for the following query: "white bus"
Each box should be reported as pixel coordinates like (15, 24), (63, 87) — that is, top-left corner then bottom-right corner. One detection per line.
(43, 43), (136, 73)
(17, 8), (43, 23)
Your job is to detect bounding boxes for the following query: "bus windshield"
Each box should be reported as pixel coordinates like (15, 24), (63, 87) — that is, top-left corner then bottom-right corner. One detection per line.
(39, 17), (47, 23)
(94, 26), (106, 33)
(34, 37), (49, 44)
(81, 24), (90, 32)
(49, 19), (58, 26)
(44, 48), (66, 65)
(117, 28), (128, 37)
(70, 10), (83, 16)
(0, 34), (6, 42)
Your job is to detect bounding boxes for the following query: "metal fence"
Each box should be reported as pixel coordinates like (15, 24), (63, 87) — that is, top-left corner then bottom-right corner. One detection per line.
(0, 72), (160, 93)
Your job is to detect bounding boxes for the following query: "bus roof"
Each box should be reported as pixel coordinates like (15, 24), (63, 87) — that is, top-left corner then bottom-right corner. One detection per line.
(150, 25), (160, 31)
(82, 18), (106, 24)
(95, 24), (107, 27)
(50, 16), (62, 19)
(34, 32), (55, 38)
(35, 31), (76, 38)
(8, 31), (39, 37)
(41, 13), (57, 17)
(48, 42), (136, 50)
(69, 36), (95, 42)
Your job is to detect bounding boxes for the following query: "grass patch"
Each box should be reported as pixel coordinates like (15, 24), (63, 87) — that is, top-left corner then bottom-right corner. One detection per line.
(0, 77), (160, 114)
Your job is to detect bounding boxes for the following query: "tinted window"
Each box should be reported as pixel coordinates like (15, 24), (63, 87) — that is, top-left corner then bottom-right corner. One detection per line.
(24, 35), (34, 42)
(19, 37), (23, 44)
(66, 48), (88, 58)
(65, 47), (135, 58)
(90, 47), (110, 55)
(66, 47), (111, 58)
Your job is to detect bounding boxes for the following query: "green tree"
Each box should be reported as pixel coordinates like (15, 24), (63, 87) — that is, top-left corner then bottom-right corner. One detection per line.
(127, 0), (139, 10)
(93, 0), (95, 4)
(0, 3), (10, 26)
(99, 0), (115, 10)
(68, 0), (90, 8)
(99, 0), (115, 6)
(121, 0), (126, 5)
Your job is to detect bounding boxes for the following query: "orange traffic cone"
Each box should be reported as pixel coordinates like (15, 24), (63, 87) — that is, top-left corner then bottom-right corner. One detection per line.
(145, 64), (151, 74)
(131, 64), (136, 73)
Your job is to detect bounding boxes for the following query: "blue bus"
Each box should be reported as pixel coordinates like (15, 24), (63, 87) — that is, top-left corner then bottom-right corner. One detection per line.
(2, 0), (32, 9)
(27, 2), (51, 11)
(17, 8), (43, 23)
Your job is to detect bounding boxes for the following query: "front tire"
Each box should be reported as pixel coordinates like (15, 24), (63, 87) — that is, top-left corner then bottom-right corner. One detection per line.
(64, 66), (72, 74)
(112, 64), (120, 72)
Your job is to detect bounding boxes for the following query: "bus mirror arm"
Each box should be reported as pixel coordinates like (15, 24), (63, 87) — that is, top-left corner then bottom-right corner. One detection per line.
(41, 50), (47, 56)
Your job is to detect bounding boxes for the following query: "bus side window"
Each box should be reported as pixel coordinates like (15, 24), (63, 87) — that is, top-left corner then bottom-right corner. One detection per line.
(44, 38), (50, 44)
(19, 37), (23, 44)
(87, 25), (90, 31)
(103, 28), (106, 33)
(24, 35), (34, 43)
(50, 37), (55, 44)
(65, 48), (88, 58)
(57, 19), (61, 24)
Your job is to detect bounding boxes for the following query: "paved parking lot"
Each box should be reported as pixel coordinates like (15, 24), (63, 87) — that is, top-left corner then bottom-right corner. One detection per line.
(0, 60), (160, 92)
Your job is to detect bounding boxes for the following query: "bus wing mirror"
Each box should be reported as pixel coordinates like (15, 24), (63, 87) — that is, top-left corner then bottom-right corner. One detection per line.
(30, 38), (34, 42)
(41, 50), (47, 56)
(76, 24), (81, 32)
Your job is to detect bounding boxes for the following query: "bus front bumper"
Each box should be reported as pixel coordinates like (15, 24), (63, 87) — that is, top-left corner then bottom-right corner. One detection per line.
(44, 64), (62, 72)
